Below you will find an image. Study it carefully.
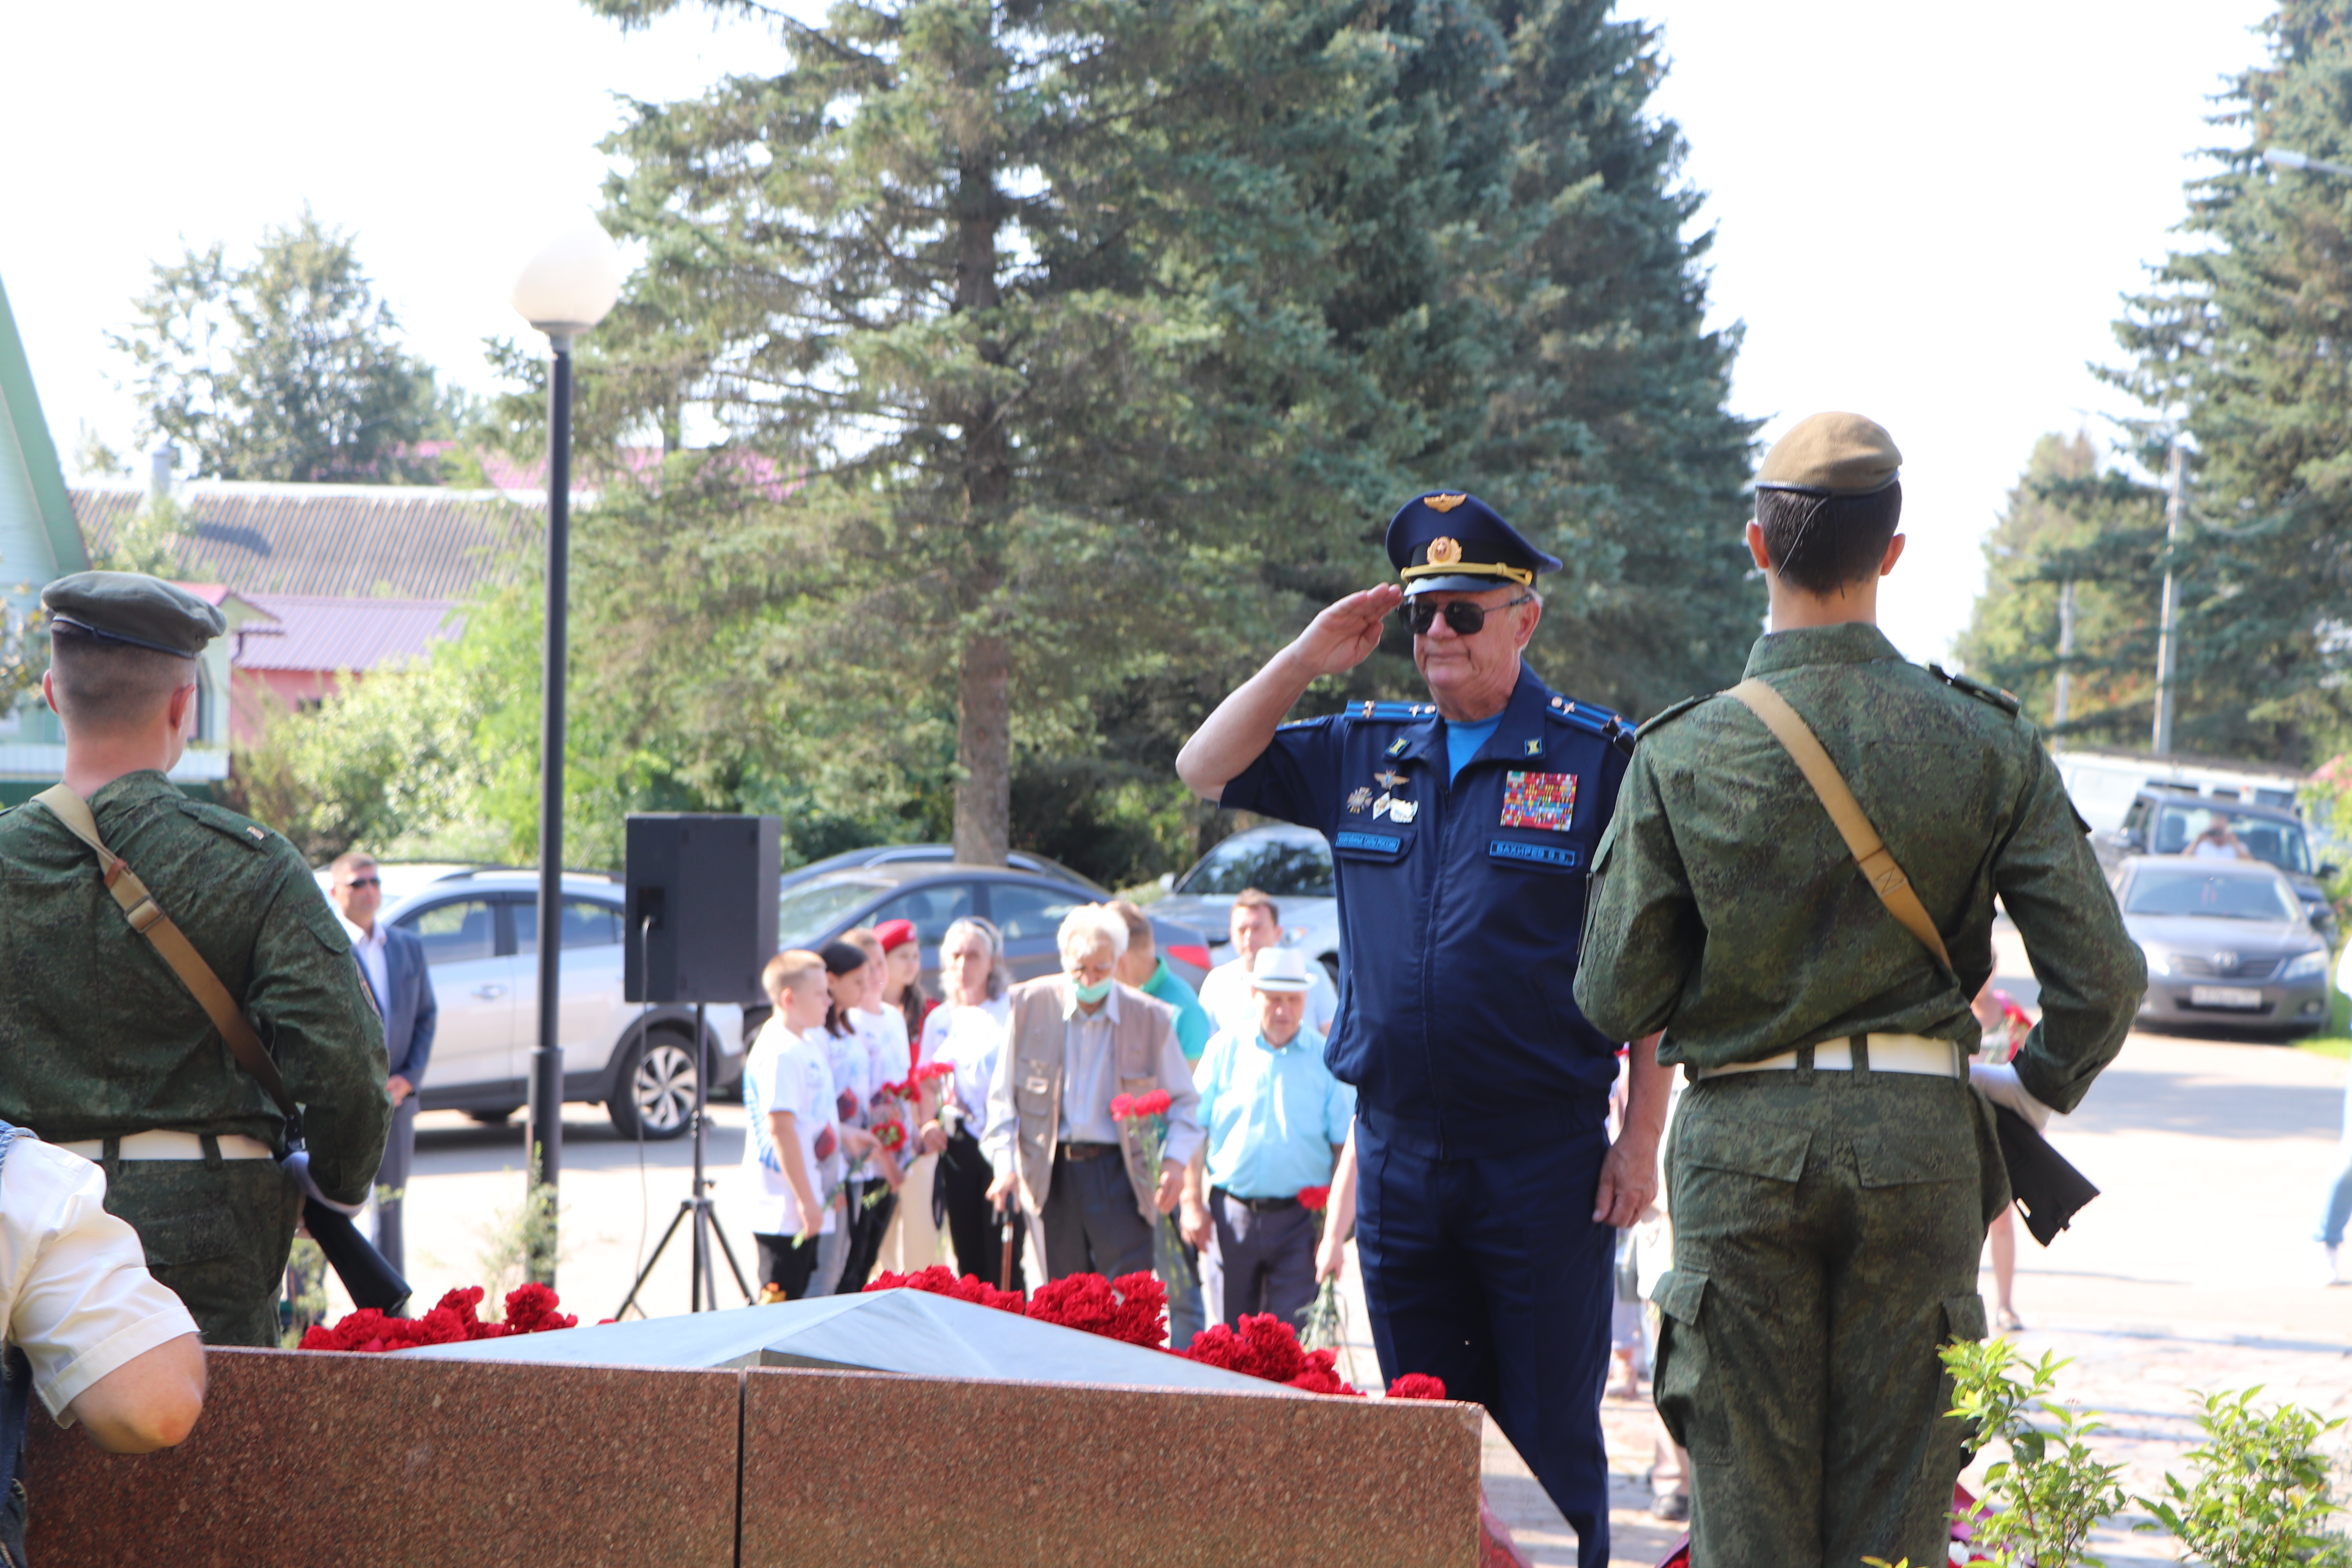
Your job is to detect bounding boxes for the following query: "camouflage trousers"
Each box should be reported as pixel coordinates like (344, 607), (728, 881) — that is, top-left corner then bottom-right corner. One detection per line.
(1654, 1059), (2004, 1568)
(101, 1155), (303, 1348)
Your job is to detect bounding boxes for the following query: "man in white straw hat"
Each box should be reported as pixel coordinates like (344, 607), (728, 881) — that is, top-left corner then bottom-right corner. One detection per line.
(1181, 947), (1357, 1331)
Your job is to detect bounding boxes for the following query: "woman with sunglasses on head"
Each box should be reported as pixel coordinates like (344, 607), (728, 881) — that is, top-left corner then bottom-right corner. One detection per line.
(1176, 491), (1658, 1568)
(916, 916), (1025, 1289)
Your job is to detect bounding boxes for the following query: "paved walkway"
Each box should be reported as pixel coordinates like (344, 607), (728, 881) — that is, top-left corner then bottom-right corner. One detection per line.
(367, 1010), (2348, 1568)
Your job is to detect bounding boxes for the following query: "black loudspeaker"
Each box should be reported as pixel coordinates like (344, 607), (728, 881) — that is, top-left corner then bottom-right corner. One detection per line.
(624, 814), (782, 1004)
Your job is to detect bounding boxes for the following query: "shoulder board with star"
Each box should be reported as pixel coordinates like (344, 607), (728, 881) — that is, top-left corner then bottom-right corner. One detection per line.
(1544, 693), (1635, 755)
(1927, 663), (2022, 716)
(1633, 693), (1714, 740)
(1341, 701), (1439, 723)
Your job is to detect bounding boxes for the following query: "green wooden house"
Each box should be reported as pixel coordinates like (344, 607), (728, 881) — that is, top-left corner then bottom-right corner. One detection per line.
(0, 269), (238, 803)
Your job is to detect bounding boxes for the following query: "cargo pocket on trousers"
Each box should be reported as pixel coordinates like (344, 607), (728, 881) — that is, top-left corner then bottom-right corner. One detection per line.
(1650, 1269), (1728, 1464)
(1941, 1292), (1988, 1344)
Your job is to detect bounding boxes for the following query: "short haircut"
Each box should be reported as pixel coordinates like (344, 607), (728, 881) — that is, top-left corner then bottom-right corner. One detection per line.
(1057, 903), (1129, 966)
(329, 851), (378, 878)
(762, 949), (826, 1000)
(844, 926), (884, 962)
(46, 625), (196, 734)
(1105, 900), (1154, 949)
(1755, 482), (1904, 597)
(1232, 887), (1281, 927)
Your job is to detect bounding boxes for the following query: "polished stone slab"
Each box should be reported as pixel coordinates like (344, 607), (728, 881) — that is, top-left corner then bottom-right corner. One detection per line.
(25, 1347), (740, 1568)
(739, 1363), (1486, 1567)
(405, 1286), (1279, 1394)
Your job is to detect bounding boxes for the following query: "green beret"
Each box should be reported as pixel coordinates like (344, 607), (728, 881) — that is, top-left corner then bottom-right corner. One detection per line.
(1755, 412), (1902, 498)
(41, 571), (223, 657)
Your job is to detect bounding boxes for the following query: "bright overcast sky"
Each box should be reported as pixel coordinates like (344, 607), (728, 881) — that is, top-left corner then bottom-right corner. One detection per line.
(0, 0), (2275, 666)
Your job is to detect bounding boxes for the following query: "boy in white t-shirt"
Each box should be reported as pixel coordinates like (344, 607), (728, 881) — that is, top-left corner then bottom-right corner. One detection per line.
(744, 951), (875, 1301)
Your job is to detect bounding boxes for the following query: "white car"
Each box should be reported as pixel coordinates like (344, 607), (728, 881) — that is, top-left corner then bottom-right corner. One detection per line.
(1153, 824), (1342, 987)
(367, 869), (744, 1140)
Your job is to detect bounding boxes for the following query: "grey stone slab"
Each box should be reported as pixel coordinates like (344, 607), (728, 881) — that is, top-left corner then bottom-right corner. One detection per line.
(401, 1286), (1285, 1395)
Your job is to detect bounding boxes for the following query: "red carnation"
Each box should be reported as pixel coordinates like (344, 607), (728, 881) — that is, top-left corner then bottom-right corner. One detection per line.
(1109, 1093), (1134, 1121)
(1297, 1185), (1331, 1212)
(864, 1265), (1024, 1315)
(1387, 1374), (1448, 1401)
(1133, 1089), (1172, 1117)
(874, 1121), (907, 1153)
(813, 1126), (838, 1161)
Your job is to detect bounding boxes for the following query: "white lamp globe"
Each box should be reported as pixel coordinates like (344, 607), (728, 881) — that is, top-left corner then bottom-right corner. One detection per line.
(511, 219), (623, 336)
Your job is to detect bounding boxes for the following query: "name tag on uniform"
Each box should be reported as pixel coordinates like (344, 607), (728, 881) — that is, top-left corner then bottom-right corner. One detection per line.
(1334, 831), (1404, 857)
(1489, 839), (1579, 870)
(1500, 771), (1577, 832)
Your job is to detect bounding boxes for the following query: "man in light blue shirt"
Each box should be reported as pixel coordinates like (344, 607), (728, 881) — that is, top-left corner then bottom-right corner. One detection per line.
(1181, 948), (1357, 1330)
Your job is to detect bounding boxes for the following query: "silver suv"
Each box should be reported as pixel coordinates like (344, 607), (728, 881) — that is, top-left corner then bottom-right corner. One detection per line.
(374, 870), (745, 1140)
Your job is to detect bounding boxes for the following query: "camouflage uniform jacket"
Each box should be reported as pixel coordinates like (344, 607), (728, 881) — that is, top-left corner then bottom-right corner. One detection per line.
(1573, 623), (2142, 1114)
(0, 771), (388, 1204)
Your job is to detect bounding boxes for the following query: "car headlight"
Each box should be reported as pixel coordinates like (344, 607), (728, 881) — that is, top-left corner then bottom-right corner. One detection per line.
(2283, 948), (2330, 981)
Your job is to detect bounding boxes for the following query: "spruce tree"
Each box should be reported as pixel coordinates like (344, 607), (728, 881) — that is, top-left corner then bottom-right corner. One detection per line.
(519, 0), (1757, 873)
(1954, 432), (2163, 740)
(2104, 0), (2352, 761)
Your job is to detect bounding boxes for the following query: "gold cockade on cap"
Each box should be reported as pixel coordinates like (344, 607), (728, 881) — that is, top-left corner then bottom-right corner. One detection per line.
(1425, 536), (1462, 565)
(1424, 494), (1469, 514)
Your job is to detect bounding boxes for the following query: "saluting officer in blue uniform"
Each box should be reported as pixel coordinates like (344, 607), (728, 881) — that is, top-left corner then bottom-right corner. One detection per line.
(1177, 493), (1668, 1568)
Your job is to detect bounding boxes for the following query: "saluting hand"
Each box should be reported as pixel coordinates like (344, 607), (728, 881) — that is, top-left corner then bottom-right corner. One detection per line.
(1290, 586), (1405, 678)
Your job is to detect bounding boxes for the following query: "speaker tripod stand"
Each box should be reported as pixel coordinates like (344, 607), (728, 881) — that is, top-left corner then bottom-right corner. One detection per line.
(615, 1002), (753, 1318)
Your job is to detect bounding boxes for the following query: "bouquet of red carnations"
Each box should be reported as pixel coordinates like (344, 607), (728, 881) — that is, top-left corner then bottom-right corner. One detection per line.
(1110, 1089), (1194, 1291)
(299, 1284), (577, 1352)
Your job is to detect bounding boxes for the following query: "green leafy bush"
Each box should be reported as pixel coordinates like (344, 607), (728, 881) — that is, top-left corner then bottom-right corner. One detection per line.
(2138, 1387), (2350, 1568)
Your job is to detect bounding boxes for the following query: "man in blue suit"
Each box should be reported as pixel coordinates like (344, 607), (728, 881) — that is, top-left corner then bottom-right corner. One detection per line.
(328, 852), (438, 1276)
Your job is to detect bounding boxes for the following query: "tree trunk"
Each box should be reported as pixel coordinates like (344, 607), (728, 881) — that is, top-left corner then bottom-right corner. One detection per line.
(952, 622), (1011, 864)
(949, 131), (1012, 866)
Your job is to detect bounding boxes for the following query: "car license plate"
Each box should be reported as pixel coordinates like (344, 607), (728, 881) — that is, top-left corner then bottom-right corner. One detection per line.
(2189, 985), (2263, 1009)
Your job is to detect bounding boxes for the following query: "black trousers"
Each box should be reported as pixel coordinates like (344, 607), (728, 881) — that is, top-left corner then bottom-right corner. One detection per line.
(840, 1181), (895, 1293)
(938, 1125), (1025, 1292)
(753, 1232), (818, 1300)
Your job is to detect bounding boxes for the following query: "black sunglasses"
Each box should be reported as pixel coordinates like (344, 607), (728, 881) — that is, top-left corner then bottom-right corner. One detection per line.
(345, 876), (381, 889)
(1404, 594), (1533, 637)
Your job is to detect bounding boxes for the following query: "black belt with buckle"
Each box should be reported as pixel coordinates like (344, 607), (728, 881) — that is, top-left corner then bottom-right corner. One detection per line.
(1213, 1187), (1300, 1214)
(1056, 1140), (1118, 1163)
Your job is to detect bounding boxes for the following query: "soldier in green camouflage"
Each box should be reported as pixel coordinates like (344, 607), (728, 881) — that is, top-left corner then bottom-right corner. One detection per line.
(1573, 414), (2144, 1568)
(0, 572), (388, 1347)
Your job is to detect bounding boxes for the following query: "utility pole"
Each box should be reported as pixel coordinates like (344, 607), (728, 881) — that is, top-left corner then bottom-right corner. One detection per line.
(2151, 435), (2185, 755)
(2053, 578), (2075, 730)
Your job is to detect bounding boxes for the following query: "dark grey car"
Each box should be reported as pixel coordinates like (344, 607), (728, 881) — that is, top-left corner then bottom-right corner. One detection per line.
(2097, 790), (2338, 942)
(2116, 856), (2332, 1038)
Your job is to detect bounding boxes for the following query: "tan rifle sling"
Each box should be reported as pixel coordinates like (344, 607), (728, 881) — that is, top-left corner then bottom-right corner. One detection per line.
(1723, 678), (1955, 971)
(32, 784), (299, 1118)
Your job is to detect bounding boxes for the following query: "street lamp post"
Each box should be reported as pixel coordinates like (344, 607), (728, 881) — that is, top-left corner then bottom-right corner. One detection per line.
(510, 219), (623, 1286)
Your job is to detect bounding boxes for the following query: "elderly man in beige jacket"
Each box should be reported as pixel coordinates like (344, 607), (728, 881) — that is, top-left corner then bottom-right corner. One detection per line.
(984, 904), (1204, 1281)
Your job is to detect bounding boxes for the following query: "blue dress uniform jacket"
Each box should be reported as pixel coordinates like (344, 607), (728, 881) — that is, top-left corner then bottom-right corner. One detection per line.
(1220, 659), (1632, 1568)
(1220, 662), (1632, 1142)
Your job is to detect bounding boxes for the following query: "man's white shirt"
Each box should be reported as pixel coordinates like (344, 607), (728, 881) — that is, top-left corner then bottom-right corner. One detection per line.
(337, 912), (390, 1016)
(1, 1137), (199, 1425)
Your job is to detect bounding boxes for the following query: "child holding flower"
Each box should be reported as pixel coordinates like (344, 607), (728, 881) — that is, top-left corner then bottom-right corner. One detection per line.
(745, 950), (876, 1301)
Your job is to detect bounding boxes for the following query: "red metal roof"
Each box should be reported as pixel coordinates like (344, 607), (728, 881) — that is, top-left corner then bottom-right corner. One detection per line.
(230, 594), (461, 674)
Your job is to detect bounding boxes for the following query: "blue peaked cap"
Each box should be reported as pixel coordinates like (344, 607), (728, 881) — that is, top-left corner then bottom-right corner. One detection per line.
(1383, 491), (1563, 597)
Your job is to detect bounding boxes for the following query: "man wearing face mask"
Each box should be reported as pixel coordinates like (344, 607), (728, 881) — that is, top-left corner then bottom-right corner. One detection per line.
(982, 904), (1203, 1283)
(1177, 494), (1664, 1568)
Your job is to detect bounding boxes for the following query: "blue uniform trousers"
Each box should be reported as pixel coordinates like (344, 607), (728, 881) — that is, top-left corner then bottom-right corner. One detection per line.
(1357, 1108), (1614, 1568)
